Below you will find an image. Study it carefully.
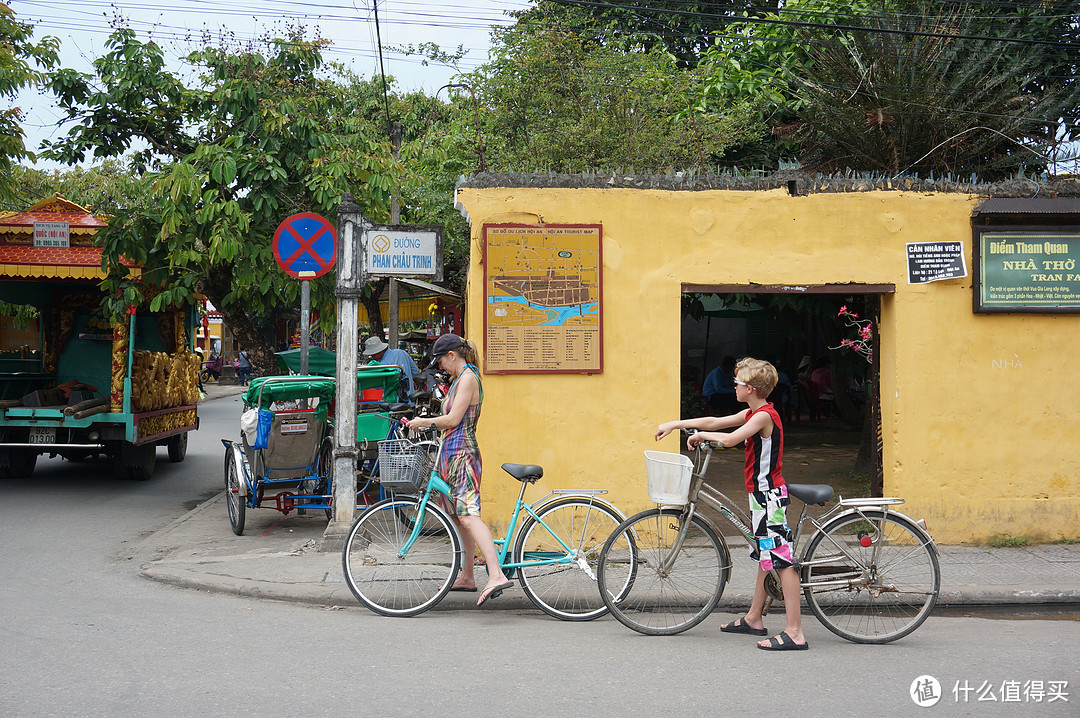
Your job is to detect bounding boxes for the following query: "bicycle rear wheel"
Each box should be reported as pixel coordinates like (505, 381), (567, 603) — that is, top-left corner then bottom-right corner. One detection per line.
(513, 498), (634, 621)
(598, 508), (729, 636)
(341, 497), (461, 617)
(802, 510), (940, 644)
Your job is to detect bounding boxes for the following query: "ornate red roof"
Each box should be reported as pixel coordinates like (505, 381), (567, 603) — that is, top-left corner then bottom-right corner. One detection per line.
(0, 194), (109, 229)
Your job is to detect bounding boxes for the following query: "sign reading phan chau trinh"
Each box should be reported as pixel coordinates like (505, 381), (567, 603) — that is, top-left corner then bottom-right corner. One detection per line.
(361, 224), (443, 281)
(975, 231), (1080, 313)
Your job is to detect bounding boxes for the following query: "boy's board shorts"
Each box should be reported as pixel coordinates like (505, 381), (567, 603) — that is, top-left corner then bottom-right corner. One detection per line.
(749, 485), (794, 571)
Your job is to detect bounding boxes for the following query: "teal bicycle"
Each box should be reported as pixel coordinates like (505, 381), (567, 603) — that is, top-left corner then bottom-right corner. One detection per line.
(341, 429), (637, 619)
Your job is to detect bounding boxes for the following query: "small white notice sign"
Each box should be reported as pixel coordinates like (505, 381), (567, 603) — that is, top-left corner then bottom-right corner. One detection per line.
(33, 221), (70, 248)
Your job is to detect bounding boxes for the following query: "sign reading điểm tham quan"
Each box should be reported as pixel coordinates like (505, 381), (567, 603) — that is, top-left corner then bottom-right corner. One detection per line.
(483, 224), (603, 373)
(975, 231), (1080, 312)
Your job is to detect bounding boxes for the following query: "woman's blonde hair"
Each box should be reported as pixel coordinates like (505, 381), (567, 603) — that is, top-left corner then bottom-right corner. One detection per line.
(457, 340), (479, 366)
(735, 357), (777, 398)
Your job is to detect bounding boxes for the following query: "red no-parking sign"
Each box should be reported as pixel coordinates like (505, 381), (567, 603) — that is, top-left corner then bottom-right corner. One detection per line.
(272, 213), (337, 279)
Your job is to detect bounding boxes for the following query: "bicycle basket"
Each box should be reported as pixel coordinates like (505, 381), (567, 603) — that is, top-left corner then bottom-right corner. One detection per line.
(644, 451), (693, 505)
(377, 438), (436, 492)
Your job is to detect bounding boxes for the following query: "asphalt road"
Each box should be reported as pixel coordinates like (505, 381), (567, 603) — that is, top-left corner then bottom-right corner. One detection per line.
(2, 396), (1078, 717)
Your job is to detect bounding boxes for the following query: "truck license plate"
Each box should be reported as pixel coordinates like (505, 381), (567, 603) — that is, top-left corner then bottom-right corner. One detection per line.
(29, 427), (55, 444)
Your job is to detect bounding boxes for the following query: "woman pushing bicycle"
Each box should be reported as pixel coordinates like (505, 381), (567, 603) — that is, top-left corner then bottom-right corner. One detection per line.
(405, 333), (512, 607)
(655, 357), (808, 651)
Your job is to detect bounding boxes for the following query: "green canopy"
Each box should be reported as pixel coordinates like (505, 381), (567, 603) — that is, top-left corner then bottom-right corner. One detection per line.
(273, 348), (403, 402)
(275, 347), (339, 376)
(243, 375), (337, 414)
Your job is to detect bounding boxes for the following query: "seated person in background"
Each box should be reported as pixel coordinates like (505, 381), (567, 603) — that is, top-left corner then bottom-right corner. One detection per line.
(362, 336), (421, 394)
(703, 355), (739, 416)
(810, 356), (834, 416)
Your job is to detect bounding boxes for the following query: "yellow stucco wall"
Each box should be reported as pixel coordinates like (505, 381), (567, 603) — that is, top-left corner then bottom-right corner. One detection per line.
(454, 186), (1080, 544)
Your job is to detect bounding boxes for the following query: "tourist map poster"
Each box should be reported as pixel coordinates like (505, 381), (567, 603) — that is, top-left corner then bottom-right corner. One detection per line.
(483, 224), (603, 373)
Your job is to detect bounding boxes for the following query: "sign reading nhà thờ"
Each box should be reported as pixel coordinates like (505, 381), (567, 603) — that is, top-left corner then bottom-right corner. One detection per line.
(976, 232), (1080, 312)
(33, 221), (69, 248)
(483, 224), (602, 374)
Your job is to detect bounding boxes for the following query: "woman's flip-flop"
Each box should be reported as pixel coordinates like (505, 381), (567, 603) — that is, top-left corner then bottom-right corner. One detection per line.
(757, 631), (809, 651)
(720, 618), (768, 636)
(477, 581), (514, 607)
(449, 586), (477, 592)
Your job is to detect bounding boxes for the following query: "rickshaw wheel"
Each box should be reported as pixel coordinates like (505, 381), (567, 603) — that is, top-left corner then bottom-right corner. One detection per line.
(225, 451), (246, 535)
(316, 439), (334, 521)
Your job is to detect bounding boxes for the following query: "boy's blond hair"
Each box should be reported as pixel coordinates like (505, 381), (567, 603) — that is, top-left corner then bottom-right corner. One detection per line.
(735, 357), (777, 398)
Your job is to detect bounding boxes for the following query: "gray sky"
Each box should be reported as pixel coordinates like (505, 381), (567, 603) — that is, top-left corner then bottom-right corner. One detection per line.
(11, 0), (531, 163)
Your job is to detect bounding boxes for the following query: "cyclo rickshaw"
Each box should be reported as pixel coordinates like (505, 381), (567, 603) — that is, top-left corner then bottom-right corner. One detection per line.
(221, 363), (410, 534)
(221, 375), (336, 536)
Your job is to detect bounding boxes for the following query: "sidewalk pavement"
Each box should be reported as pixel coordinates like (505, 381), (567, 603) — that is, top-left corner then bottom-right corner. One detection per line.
(137, 394), (1080, 610)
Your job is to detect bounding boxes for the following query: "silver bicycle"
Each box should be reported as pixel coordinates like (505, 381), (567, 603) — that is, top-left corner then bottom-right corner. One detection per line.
(596, 431), (940, 643)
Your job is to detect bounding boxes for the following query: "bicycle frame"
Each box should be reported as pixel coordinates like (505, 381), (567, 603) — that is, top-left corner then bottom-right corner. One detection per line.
(392, 434), (622, 578)
(493, 485), (619, 578)
(660, 441), (935, 594)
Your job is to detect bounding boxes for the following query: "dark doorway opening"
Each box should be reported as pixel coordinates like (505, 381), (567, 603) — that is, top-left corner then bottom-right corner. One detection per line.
(680, 284), (890, 499)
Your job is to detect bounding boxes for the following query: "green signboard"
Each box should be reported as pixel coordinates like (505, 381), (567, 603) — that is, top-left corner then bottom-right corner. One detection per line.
(975, 230), (1080, 313)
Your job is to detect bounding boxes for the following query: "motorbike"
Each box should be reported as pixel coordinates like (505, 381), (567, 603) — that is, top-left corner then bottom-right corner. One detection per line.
(408, 363), (449, 418)
(200, 354), (224, 383)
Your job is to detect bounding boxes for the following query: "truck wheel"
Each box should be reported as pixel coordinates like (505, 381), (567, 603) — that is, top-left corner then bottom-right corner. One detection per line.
(118, 442), (156, 481)
(3, 449), (37, 478)
(167, 433), (188, 463)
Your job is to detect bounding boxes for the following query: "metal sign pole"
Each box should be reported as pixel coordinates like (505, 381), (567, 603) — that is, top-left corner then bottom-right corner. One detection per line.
(300, 279), (311, 374)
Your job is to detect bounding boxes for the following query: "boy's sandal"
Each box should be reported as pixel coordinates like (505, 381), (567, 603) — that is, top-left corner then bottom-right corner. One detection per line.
(757, 631), (809, 651)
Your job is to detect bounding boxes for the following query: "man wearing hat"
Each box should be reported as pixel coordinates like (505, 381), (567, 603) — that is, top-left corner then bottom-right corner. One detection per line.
(362, 336), (421, 394)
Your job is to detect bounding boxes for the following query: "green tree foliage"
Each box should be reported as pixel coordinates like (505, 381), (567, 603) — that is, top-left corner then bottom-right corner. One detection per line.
(41, 29), (416, 369)
(4, 159), (148, 216)
(453, 14), (764, 173)
(512, 0), (780, 67)
(701, 0), (1080, 176)
(0, 4), (58, 203)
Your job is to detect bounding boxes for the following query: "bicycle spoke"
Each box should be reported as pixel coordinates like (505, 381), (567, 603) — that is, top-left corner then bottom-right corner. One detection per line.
(342, 499), (460, 617)
(802, 511), (939, 643)
(598, 510), (728, 636)
(515, 498), (629, 621)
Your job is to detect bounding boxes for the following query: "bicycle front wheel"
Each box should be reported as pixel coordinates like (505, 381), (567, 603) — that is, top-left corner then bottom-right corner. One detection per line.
(513, 498), (633, 621)
(802, 510), (940, 644)
(224, 450), (245, 536)
(598, 508), (729, 636)
(341, 497), (461, 617)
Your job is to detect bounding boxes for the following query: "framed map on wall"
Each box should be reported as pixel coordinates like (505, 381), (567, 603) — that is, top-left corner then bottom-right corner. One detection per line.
(482, 224), (603, 373)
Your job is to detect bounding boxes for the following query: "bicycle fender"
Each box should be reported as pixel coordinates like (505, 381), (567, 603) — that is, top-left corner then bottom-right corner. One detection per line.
(221, 439), (250, 498)
(534, 494), (628, 522)
(818, 505), (935, 544)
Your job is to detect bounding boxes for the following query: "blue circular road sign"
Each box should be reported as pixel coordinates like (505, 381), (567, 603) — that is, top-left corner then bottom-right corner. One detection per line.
(272, 213), (337, 279)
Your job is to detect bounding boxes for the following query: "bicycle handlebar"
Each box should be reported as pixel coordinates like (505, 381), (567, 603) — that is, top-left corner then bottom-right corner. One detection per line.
(682, 428), (731, 450)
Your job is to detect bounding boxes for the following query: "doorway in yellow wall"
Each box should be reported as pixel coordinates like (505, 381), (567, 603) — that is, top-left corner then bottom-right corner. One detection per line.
(681, 285), (888, 497)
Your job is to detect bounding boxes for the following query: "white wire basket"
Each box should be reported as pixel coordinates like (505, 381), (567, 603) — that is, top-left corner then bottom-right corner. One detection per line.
(644, 451), (694, 505)
(378, 438), (436, 492)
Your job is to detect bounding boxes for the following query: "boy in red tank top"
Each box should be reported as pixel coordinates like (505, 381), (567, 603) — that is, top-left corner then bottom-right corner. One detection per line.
(655, 357), (808, 651)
